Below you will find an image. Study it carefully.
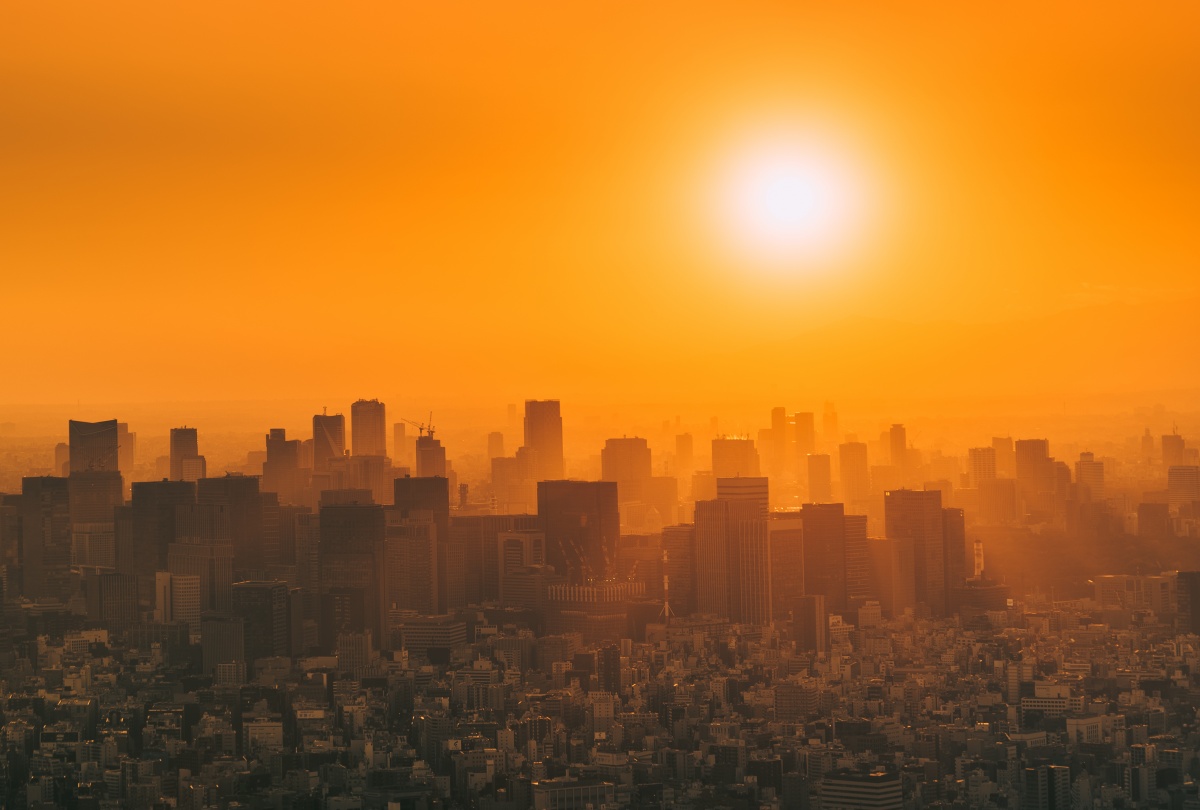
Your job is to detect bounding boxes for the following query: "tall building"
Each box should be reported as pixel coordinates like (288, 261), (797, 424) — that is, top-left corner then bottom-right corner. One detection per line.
(769, 513), (804, 621)
(794, 594), (827, 652)
(839, 441), (870, 508)
(807, 454), (832, 503)
(800, 502), (867, 616)
(537, 480), (620, 584)
(487, 431), (505, 460)
(232, 580), (290, 664)
(312, 412), (346, 473)
(1163, 433), (1186, 467)
(793, 412), (816, 457)
(197, 475), (266, 575)
(170, 427), (200, 481)
(351, 399), (387, 457)
(661, 524), (696, 617)
(67, 470), (123, 569)
(992, 436), (1016, 477)
(675, 433), (694, 481)
(1075, 452), (1105, 502)
(716, 476), (769, 517)
(393, 477), (451, 610)
(386, 508), (439, 614)
(524, 400), (565, 481)
(884, 489), (946, 617)
(1178, 571), (1200, 634)
(263, 428), (303, 505)
(130, 480), (196, 611)
(169, 503), (235, 613)
(20, 476), (71, 599)
(116, 422), (136, 477)
(1168, 466), (1200, 513)
(694, 497), (771, 625)
(601, 437), (652, 504)
(968, 447), (997, 488)
(888, 424), (907, 471)
(1022, 764), (1071, 810)
(711, 437), (760, 479)
(942, 507), (967, 614)
(318, 503), (387, 647)
(69, 419), (119, 473)
(415, 434), (447, 478)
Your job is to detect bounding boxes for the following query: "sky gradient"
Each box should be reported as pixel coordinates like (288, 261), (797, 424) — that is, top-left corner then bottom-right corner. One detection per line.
(3, 2), (1198, 410)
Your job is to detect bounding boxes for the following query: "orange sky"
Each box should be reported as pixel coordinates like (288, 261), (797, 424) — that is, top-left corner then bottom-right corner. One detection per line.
(3, 2), (1198, 412)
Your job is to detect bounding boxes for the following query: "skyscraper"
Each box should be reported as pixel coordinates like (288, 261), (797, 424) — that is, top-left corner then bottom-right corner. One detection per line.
(312, 411), (346, 472)
(889, 424), (907, 471)
(601, 437), (652, 503)
(415, 434), (447, 478)
(711, 437), (760, 479)
(69, 419), (119, 473)
(20, 476), (71, 600)
(351, 398), (387, 457)
(884, 489), (946, 617)
(393, 476), (451, 611)
(537, 480), (620, 584)
(839, 441), (870, 508)
(694, 497), (771, 625)
(318, 503), (387, 646)
(170, 427), (200, 481)
(524, 400), (565, 481)
(232, 580), (290, 664)
(807, 454), (832, 503)
(968, 447), (997, 488)
(130, 479), (196, 611)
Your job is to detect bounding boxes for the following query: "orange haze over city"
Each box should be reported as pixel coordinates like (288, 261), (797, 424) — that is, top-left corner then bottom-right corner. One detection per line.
(3, 2), (1198, 417)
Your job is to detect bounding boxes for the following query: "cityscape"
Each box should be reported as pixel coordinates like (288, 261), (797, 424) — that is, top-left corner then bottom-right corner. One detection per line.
(4, 2), (1200, 810)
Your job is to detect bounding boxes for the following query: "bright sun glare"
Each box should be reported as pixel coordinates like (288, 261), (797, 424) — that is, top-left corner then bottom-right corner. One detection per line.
(715, 132), (868, 271)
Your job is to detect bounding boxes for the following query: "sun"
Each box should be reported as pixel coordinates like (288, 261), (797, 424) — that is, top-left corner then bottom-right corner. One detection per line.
(714, 131), (869, 271)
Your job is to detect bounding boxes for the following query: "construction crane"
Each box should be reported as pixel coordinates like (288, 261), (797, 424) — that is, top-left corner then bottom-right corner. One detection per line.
(401, 413), (436, 440)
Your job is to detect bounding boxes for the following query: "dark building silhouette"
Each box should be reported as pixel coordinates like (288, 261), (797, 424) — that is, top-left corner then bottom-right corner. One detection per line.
(198, 475), (267, 575)
(524, 400), (565, 481)
(537, 480), (620, 584)
(601, 437), (652, 504)
(313, 412), (346, 473)
(415, 434), (447, 478)
(318, 503), (387, 649)
(884, 489), (946, 617)
(233, 580), (290, 664)
(263, 428), (303, 506)
(169, 427), (200, 481)
(695, 496), (771, 625)
(20, 476), (71, 600)
(393, 477), (451, 611)
(129, 479), (196, 611)
(69, 419), (119, 473)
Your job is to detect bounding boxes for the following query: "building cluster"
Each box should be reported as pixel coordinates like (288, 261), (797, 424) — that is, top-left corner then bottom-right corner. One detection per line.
(1, 400), (1199, 808)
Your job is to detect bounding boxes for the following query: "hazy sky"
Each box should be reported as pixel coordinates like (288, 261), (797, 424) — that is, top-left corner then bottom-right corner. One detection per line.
(3, 2), (1198, 410)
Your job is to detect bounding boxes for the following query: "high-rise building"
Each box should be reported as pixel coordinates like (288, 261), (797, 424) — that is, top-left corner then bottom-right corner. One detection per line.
(130, 480), (196, 611)
(1178, 571), (1200, 634)
(601, 437), (652, 504)
(769, 513), (804, 621)
(839, 441), (870, 508)
(800, 502), (867, 616)
(69, 419), (119, 473)
(712, 437), (760, 479)
(822, 401), (838, 442)
(393, 477), (451, 610)
(198, 475), (266, 575)
(318, 503), (387, 647)
(807, 454), (832, 503)
(1163, 433), (1186, 467)
(793, 594), (827, 652)
(1022, 764), (1071, 810)
(884, 489), (946, 617)
(524, 400), (565, 481)
(942, 507), (967, 614)
(888, 424), (907, 471)
(351, 399), (387, 457)
(793, 412), (816, 457)
(1075, 452), (1105, 502)
(67, 470), (123, 569)
(968, 447), (997, 488)
(1167, 466), (1200, 514)
(487, 431), (505, 460)
(170, 427), (200, 481)
(116, 422), (136, 477)
(415, 434), (447, 478)
(312, 412), (346, 472)
(694, 497), (771, 625)
(537, 480), (620, 584)
(232, 580), (290, 664)
(20, 477), (71, 600)
(386, 508), (439, 614)
(992, 436), (1016, 478)
(169, 503), (235, 613)
(675, 433), (694, 481)
(661, 524), (696, 617)
(263, 428), (303, 505)
(497, 529), (546, 606)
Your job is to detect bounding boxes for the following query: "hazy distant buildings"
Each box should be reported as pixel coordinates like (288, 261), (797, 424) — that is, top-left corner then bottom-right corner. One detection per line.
(807, 454), (832, 503)
(170, 427), (200, 480)
(351, 398), (387, 457)
(601, 437), (652, 504)
(839, 441), (870, 509)
(695, 494), (771, 625)
(1075, 452), (1105, 502)
(524, 400), (565, 481)
(1163, 433), (1186, 468)
(712, 437), (760, 479)
(415, 434), (447, 478)
(967, 447), (997, 488)
(885, 489), (947, 618)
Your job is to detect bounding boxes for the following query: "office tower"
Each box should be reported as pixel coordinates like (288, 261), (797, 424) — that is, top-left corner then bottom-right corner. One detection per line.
(711, 437), (760, 479)
(818, 770), (902, 810)
(129, 480), (196, 610)
(979, 478), (1018, 525)
(1163, 433), (1186, 467)
(537, 480), (620, 584)
(394, 476), (451, 609)
(675, 432), (695, 478)
(168, 504), (235, 614)
(524, 400), (565, 481)
(450, 514), (541, 603)
(601, 437), (652, 503)
(70, 419), (119, 473)
(1022, 764), (1071, 810)
(54, 443), (70, 476)
(800, 503), (858, 615)
(1075, 452), (1105, 502)
(807, 454), (832, 503)
(198, 475), (265, 575)
(769, 512), (804, 622)
(793, 412), (816, 457)
(201, 616), (245, 676)
(1015, 438), (1050, 484)
(350, 398), (387, 457)
(312, 411), (346, 472)
(318, 503), (387, 646)
(1167, 466), (1200, 513)
(884, 489), (946, 617)
(68, 470), (123, 570)
(393, 423), (412, 469)
(232, 580), (290, 664)
(1178, 571), (1200, 634)
(386, 508), (439, 614)
(992, 436), (1016, 478)
(415, 434), (447, 478)
(488, 431), (505, 460)
(839, 441), (870, 507)
(942, 507), (966, 614)
(169, 427), (199, 480)
(497, 529), (546, 605)
(716, 476), (769, 517)
(20, 477), (71, 600)
(968, 447), (997, 488)
(793, 594), (827, 652)
(0, 495), (20, 598)
(116, 422), (136, 476)
(263, 428), (303, 505)
(888, 424), (907, 471)
(155, 571), (201, 632)
(661, 524), (696, 617)
(694, 497), (771, 625)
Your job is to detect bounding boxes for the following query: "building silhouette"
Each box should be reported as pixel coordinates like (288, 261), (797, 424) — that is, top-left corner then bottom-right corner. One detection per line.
(537, 480), (619, 585)
(312, 412), (346, 473)
(351, 399), (387, 457)
(695, 495), (771, 625)
(524, 400), (565, 481)
(69, 419), (119, 473)
(170, 427), (200, 481)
